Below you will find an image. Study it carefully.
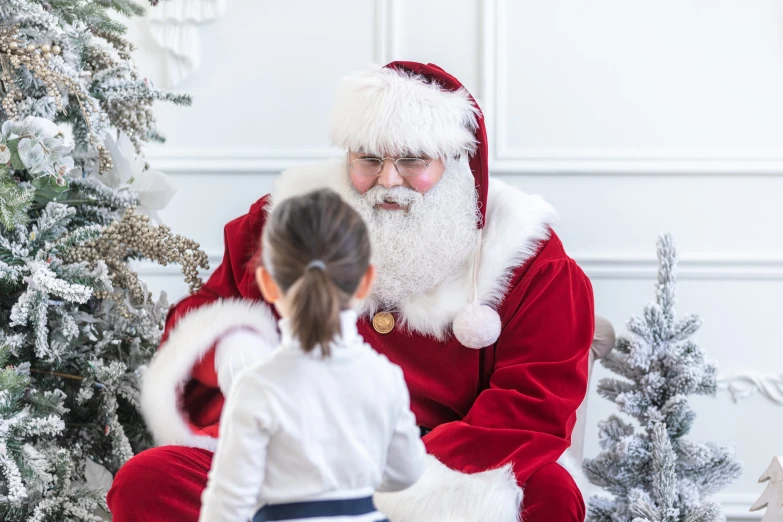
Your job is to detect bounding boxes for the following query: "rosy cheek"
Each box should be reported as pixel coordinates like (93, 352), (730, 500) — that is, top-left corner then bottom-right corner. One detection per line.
(349, 172), (375, 195)
(406, 173), (439, 194)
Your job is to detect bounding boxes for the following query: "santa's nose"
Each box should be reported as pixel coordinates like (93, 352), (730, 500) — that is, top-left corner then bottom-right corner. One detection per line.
(376, 159), (404, 189)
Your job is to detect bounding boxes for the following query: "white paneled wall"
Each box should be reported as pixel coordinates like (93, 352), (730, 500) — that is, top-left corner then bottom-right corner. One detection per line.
(128, 1), (783, 518)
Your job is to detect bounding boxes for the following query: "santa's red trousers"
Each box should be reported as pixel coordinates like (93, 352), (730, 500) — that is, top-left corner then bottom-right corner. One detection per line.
(107, 446), (585, 521)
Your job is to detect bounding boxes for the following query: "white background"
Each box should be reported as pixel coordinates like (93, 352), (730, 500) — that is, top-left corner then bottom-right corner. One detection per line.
(128, 1), (783, 518)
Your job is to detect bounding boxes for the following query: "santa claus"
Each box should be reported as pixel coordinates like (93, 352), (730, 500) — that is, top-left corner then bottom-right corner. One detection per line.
(107, 61), (595, 522)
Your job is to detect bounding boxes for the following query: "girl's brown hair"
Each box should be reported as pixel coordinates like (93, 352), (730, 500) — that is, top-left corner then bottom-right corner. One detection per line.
(261, 189), (371, 356)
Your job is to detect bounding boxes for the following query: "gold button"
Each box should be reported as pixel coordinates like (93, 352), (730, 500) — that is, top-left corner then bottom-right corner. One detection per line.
(372, 312), (395, 334)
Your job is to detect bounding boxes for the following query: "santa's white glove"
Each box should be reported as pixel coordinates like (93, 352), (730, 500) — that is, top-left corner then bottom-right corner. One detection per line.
(214, 328), (276, 395)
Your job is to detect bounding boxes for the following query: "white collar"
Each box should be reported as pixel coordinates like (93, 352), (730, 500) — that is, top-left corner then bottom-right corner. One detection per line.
(278, 309), (361, 355)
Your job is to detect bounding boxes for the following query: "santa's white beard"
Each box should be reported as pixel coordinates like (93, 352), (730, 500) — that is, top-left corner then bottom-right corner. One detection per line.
(345, 155), (480, 311)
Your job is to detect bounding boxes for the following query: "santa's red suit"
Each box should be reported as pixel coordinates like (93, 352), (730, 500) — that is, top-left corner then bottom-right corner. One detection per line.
(107, 62), (595, 522)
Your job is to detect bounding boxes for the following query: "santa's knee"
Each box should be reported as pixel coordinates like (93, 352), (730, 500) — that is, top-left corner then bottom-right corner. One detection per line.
(521, 462), (585, 522)
(108, 445), (212, 522)
(108, 448), (157, 519)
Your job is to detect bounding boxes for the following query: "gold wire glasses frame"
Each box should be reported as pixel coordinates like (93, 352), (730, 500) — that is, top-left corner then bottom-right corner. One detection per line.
(349, 157), (433, 178)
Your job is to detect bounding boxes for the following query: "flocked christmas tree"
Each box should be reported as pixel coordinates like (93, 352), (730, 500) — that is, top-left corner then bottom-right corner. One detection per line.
(0, 1), (209, 520)
(583, 234), (742, 522)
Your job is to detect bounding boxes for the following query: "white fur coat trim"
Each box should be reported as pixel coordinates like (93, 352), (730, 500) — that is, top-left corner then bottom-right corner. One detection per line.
(374, 453), (586, 521)
(140, 299), (278, 451)
(272, 158), (559, 340)
(374, 455), (523, 522)
(329, 65), (479, 158)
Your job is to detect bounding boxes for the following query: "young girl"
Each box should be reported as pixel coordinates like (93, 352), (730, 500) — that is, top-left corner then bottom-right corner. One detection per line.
(199, 189), (425, 522)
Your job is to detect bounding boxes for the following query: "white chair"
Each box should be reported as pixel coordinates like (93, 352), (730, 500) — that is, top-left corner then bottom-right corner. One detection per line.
(568, 315), (616, 463)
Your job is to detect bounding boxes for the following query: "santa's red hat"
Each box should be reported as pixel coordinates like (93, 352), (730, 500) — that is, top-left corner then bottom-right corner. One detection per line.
(329, 61), (500, 349)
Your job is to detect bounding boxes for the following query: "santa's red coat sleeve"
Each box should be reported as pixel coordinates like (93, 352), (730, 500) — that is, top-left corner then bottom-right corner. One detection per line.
(141, 196), (277, 448)
(423, 257), (593, 484)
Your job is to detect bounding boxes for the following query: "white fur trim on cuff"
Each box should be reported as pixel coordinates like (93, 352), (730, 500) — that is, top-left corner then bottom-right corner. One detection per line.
(374, 455), (523, 522)
(329, 66), (479, 158)
(140, 299), (279, 450)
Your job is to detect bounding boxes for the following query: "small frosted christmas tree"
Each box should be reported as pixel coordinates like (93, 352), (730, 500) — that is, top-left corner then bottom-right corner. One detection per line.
(583, 234), (742, 522)
(751, 457), (783, 522)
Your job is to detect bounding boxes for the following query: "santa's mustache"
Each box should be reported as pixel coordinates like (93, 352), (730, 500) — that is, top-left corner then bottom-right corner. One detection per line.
(362, 186), (423, 208)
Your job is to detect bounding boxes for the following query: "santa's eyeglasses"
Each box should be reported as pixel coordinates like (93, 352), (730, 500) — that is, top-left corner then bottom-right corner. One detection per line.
(349, 157), (433, 178)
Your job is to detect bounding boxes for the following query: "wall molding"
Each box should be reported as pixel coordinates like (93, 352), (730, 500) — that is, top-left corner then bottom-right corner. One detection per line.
(145, 0), (398, 174)
(373, 0), (399, 65)
(709, 494), (760, 521)
(134, 250), (783, 282)
(576, 253), (783, 280)
(145, 0), (227, 88)
(478, 0), (497, 158)
(718, 372), (783, 406)
(486, 0), (783, 175)
(142, 0), (783, 177)
(488, 157), (783, 175)
(145, 147), (336, 173)
(145, 148), (783, 176)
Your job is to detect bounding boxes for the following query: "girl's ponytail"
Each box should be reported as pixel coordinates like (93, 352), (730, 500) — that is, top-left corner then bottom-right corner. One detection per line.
(288, 265), (342, 356)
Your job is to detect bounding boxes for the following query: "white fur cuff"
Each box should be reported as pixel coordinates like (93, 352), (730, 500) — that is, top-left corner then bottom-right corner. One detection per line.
(141, 299), (279, 450)
(374, 455), (523, 522)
